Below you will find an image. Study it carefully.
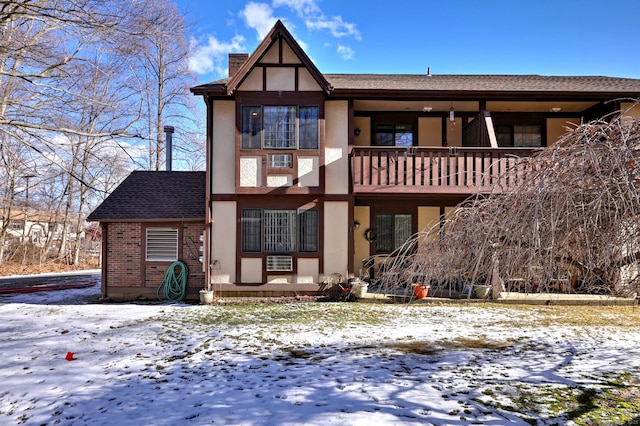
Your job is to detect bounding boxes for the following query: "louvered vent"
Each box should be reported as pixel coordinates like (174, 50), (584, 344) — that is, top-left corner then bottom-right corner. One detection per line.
(266, 255), (293, 272)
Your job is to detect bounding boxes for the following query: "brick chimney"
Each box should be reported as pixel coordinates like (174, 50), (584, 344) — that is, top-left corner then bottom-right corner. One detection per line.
(228, 53), (249, 77)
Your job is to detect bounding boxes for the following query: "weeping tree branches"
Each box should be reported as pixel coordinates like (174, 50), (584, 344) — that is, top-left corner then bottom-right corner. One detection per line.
(374, 108), (640, 298)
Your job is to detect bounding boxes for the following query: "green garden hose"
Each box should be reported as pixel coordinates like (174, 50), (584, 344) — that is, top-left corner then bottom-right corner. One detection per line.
(157, 260), (188, 302)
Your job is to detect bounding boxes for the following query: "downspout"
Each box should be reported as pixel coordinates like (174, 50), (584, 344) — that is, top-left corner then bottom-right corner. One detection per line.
(204, 95), (213, 291)
(101, 223), (107, 298)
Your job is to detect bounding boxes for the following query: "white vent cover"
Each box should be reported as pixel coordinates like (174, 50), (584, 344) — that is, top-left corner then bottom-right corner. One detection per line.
(266, 255), (293, 272)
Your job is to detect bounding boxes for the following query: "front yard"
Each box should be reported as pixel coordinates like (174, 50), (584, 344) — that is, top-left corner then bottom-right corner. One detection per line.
(1, 284), (640, 425)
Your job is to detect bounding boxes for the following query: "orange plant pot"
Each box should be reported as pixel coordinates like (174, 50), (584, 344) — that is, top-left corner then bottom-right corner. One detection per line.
(413, 285), (429, 299)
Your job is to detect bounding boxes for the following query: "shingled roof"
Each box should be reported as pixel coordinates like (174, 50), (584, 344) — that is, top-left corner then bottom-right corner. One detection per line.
(326, 74), (640, 93)
(194, 74), (640, 98)
(87, 171), (205, 222)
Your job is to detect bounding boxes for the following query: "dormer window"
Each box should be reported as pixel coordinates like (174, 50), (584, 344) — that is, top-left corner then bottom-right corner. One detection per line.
(241, 105), (318, 150)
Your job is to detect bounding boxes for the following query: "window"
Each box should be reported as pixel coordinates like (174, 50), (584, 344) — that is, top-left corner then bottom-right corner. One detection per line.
(146, 227), (178, 261)
(374, 123), (413, 146)
(242, 106), (262, 149)
(264, 106), (296, 148)
(241, 209), (262, 252)
(298, 209), (319, 252)
(10, 220), (23, 231)
(269, 154), (293, 168)
(241, 208), (318, 253)
(375, 214), (412, 253)
(264, 210), (296, 252)
(496, 124), (542, 147)
(242, 105), (319, 149)
(299, 106), (319, 149)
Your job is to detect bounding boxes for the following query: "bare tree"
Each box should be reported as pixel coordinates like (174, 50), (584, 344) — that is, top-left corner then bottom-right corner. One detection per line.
(0, 0), (201, 268)
(0, 0), (142, 142)
(124, 0), (198, 171)
(373, 107), (640, 298)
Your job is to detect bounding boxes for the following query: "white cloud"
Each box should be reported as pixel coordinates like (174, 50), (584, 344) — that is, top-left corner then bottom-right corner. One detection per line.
(337, 44), (355, 60)
(272, 0), (320, 16)
(188, 34), (246, 77)
(306, 15), (360, 40)
(240, 2), (280, 40)
(271, 0), (361, 41)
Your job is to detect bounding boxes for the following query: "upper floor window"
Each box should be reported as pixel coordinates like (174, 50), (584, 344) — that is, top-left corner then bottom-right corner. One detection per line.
(374, 123), (413, 146)
(496, 124), (542, 147)
(242, 105), (319, 150)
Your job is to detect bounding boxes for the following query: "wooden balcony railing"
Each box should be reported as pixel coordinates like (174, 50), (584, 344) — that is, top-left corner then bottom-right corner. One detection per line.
(351, 146), (536, 195)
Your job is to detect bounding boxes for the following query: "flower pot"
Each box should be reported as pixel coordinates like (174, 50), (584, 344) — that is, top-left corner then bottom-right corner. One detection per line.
(474, 285), (491, 299)
(199, 289), (214, 304)
(413, 284), (429, 299)
(350, 280), (368, 299)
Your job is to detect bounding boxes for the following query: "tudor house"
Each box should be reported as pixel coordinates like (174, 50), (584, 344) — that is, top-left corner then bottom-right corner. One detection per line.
(90, 20), (640, 300)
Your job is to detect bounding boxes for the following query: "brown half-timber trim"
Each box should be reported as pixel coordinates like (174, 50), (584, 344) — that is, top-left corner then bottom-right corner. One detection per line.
(235, 195), (324, 285)
(225, 21), (330, 95)
(234, 92), (327, 195)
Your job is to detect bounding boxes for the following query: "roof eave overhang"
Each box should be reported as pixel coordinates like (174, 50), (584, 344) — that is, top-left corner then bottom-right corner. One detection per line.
(329, 89), (640, 102)
(190, 85), (227, 97)
(87, 217), (205, 223)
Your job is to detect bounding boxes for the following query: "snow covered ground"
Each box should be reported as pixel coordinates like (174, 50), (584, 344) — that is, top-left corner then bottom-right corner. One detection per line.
(1, 281), (640, 425)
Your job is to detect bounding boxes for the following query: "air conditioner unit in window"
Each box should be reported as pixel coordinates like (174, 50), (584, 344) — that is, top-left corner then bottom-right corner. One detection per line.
(266, 255), (293, 272)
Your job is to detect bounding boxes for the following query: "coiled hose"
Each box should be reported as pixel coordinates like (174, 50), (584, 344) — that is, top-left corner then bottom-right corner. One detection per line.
(157, 260), (188, 302)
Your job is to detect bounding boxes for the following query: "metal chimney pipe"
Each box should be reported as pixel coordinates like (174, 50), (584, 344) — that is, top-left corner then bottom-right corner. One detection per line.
(164, 125), (174, 171)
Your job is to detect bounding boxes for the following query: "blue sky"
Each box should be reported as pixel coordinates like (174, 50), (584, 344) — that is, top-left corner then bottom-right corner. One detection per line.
(176, 0), (640, 83)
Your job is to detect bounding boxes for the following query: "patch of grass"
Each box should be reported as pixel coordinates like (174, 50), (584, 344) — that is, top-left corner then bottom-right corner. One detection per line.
(474, 372), (640, 425)
(494, 305), (640, 329)
(385, 341), (440, 356)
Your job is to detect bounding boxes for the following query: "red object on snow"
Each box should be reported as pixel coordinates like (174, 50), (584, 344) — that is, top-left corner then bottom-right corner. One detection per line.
(65, 352), (74, 361)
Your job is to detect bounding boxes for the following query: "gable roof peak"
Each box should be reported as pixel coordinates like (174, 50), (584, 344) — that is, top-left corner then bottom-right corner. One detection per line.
(225, 20), (330, 95)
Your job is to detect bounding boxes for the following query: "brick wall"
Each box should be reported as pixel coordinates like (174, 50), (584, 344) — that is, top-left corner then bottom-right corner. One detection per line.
(104, 221), (206, 300)
(105, 222), (142, 288)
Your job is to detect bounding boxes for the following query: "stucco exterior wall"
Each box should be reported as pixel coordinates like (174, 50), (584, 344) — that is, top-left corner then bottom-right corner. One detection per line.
(324, 201), (349, 277)
(446, 118), (462, 147)
(266, 68), (296, 91)
(353, 117), (371, 146)
(240, 258), (262, 283)
(325, 101), (349, 195)
(297, 258), (319, 283)
(418, 206), (440, 233)
(238, 69), (263, 91)
(547, 118), (580, 145)
(298, 68), (321, 91)
(353, 206), (370, 275)
(212, 100), (236, 194)
(621, 102), (640, 119)
(211, 201), (237, 283)
(418, 117), (442, 146)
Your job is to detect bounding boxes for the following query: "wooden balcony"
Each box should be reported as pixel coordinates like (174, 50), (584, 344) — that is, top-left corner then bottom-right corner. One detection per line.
(351, 146), (536, 195)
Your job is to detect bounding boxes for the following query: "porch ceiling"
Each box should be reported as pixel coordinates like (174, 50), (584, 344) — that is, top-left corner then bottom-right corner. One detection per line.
(353, 99), (599, 113)
(486, 101), (598, 113)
